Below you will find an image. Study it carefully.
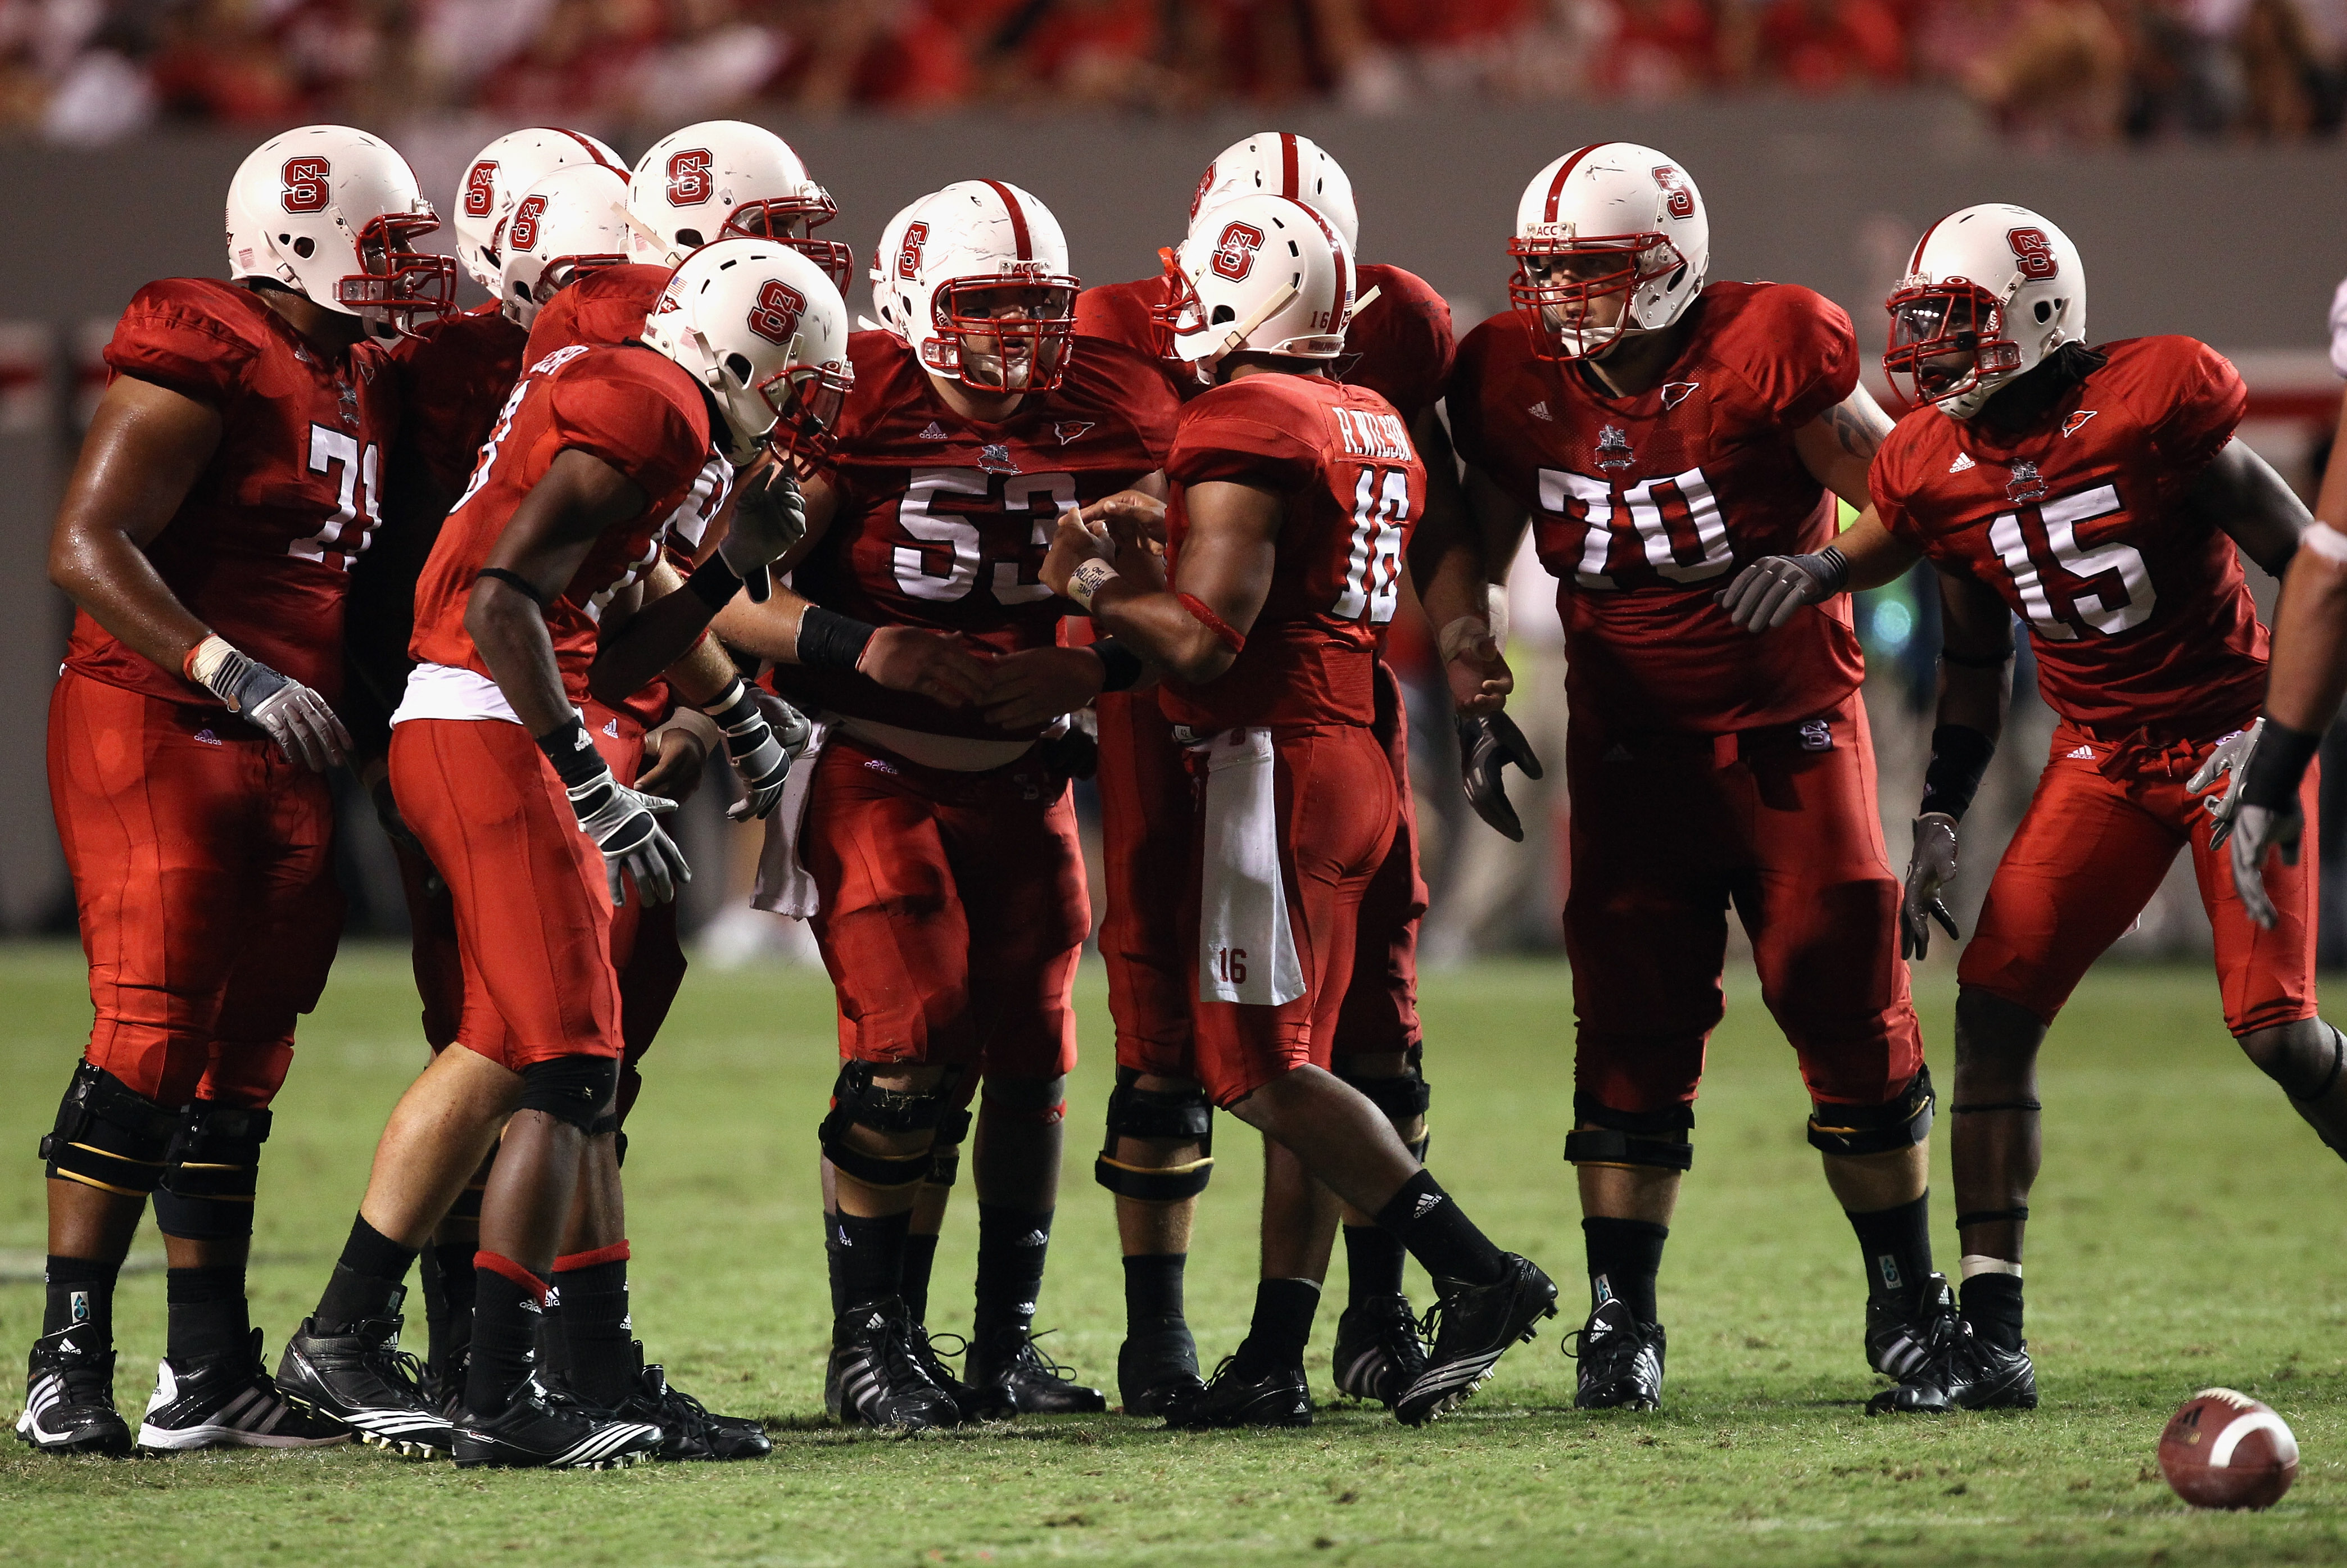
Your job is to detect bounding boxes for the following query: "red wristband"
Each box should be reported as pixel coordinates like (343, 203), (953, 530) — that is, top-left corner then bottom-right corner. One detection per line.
(1177, 593), (1245, 655)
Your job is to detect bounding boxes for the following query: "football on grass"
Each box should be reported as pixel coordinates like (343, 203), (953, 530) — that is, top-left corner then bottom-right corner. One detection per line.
(2158, 1388), (2299, 1510)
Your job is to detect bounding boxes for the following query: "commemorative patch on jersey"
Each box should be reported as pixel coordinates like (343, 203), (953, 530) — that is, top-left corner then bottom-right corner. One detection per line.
(2006, 460), (2048, 504)
(1596, 425), (1634, 471)
(978, 442), (1020, 474)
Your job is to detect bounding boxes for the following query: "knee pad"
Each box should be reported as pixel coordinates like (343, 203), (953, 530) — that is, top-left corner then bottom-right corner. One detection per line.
(152, 1100), (274, 1240)
(2240, 1020), (2346, 1103)
(818, 1062), (957, 1190)
(1807, 1064), (1936, 1157)
(517, 1054), (621, 1134)
(1094, 1067), (1215, 1202)
(926, 1106), (973, 1188)
(41, 1062), (175, 1197)
(1334, 1061), (1431, 1125)
(1564, 1093), (1694, 1172)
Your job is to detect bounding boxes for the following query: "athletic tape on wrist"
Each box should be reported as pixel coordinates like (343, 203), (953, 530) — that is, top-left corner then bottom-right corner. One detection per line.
(183, 634), (239, 691)
(535, 713), (610, 791)
(1437, 615), (1492, 667)
(2304, 520), (2347, 564)
(1068, 558), (1120, 610)
(1919, 724), (1997, 821)
(2242, 717), (2324, 811)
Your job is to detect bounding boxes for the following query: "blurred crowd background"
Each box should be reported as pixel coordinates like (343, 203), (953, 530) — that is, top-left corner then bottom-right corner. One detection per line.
(7, 0), (2347, 147)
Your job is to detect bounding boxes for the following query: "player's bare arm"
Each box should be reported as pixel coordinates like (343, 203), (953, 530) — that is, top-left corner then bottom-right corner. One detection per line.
(2195, 438), (2313, 578)
(1900, 565), (2017, 958)
(1411, 420), (1522, 717)
(1042, 478), (1280, 685)
(1792, 383), (1896, 511)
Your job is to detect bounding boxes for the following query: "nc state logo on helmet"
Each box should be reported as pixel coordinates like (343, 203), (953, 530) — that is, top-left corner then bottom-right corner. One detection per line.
(1164, 193), (1352, 377)
(1884, 203), (2086, 420)
(1508, 143), (1709, 361)
(1190, 131), (1359, 256)
(496, 165), (631, 330)
(451, 126), (624, 293)
(626, 121), (851, 289)
(639, 239), (853, 474)
(864, 198), (925, 340)
(225, 124), (455, 336)
(883, 180), (1080, 395)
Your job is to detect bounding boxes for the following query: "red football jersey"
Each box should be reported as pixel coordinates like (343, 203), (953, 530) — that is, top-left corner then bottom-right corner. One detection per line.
(65, 278), (396, 706)
(409, 343), (715, 703)
(389, 302), (527, 504)
(772, 330), (1179, 740)
(1873, 336), (2262, 740)
(1449, 280), (1861, 733)
(1073, 261), (1453, 419)
(523, 263), (667, 362)
(1158, 373), (1427, 732)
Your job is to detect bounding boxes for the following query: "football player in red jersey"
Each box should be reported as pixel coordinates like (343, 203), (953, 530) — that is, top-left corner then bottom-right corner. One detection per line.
(712, 179), (1173, 1430)
(22, 125), (451, 1458)
(1072, 132), (1458, 1417)
(273, 242), (843, 1469)
(1045, 194), (1556, 1430)
(1416, 143), (1944, 1414)
(1724, 205), (2343, 1412)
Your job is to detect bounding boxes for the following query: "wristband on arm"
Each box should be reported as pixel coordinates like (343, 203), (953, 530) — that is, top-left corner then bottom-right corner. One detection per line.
(535, 713), (610, 791)
(2241, 717), (2325, 810)
(683, 552), (745, 612)
(795, 605), (877, 672)
(1093, 638), (1145, 694)
(1918, 723), (1997, 821)
(475, 568), (550, 608)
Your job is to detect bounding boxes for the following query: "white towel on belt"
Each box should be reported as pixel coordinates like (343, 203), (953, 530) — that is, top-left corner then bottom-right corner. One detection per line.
(1194, 727), (1305, 1007)
(751, 717), (832, 918)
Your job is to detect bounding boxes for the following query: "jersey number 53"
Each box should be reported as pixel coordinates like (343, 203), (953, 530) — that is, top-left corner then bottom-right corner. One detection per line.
(893, 466), (1077, 605)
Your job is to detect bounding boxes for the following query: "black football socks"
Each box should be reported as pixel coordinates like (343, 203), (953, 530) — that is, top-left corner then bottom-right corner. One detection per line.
(1231, 1277), (1321, 1377)
(467, 1253), (547, 1417)
(422, 1239), (478, 1375)
(1374, 1171), (1506, 1286)
(165, 1265), (249, 1365)
(833, 1209), (910, 1312)
(315, 1215), (417, 1331)
(1343, 1223), (1409, 1303)
(1847, 1194), (1935, 1307)
(43, 1255), (118, 1344)
(1961, 1270), (2025, 1352)
(550, 1243), (635, 1407)
(901, 1230), (941, 1326)
(973, 1203), (1053, 1344)
(1582, 1216), (1668, 1324)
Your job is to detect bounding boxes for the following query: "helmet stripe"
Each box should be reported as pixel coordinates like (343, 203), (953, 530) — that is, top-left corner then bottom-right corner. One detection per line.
(1542, 144), (1603, 225)
(980, 179), (1033, 260)
(550, 126), (621, 174)
(1907, 215), (1947, 279)
(1280, 133), (1301, 200)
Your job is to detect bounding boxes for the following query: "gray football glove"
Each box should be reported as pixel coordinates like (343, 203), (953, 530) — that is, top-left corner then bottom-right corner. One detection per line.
(567, 768), (690, 907)
(718, 466), (808, 604)
(2186, 717), (2263, 850)
(197, 645), (351, 771)
(2229, 800), (2302, 931)
(1714, 546), (1850, 632)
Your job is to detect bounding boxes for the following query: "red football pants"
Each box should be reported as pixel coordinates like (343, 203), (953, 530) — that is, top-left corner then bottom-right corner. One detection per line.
(1960, 719), (2320, 1034)
(804, 732), (1088, 1079)
(48, 670), (342, 1109)
(1188, 724), (1402, 1106)
(388, 717), (620, 1069)
(1098, 660), (1424, 1081)
(398, 700), (682, 1116)
(1564, 694), (1923, 1115)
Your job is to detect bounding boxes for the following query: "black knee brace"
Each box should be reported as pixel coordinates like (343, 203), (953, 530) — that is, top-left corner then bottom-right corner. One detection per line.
(584, 1111), (628, 1168)
(818, 1062), (957, 1190)
(41, 1062), (175, 1197)
(1094, 1067), (1215, 1202)
(517, 1055), (620, 1134)
(1564, 1093), (1694, 1172)
(925, 1106), (973, 1188)
(152, 1100), (274, 1240)
(1336, 1057), (1431, 1159)
(1808, 1064), (1936, 1157)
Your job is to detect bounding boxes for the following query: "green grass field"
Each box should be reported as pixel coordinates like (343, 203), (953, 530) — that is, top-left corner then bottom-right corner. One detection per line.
(1, 943), (2343, 1566)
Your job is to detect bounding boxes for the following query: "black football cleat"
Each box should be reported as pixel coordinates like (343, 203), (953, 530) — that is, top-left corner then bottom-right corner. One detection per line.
(135, 1329), (350, 1452)
(1566, 1299), (1668, 1411)
(966, 1327), (1107, 1415)
(1331, 1293), (1427, 1408)
(824, 1297), (960, 1431)
(1117, 1322), (1205, 1417)
(1866, 1318), (2038, 1415)
(624, 1357), (771, 1461)
(16, 1327), (133, 1457)
(910, 1329), (1010, 1423)
(1864, 1272), (1955, 1382)
(1395, 1254), (1557, 1427)
(1162, 1355), (1312, 1430)
(275, 1312), (456, 1457)
(452, 1383), (661, 1469)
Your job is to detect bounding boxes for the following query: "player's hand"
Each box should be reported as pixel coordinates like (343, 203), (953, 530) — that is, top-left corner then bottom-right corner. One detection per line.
(1715, 549), (1848, 633)
(1042, 514), (1113, 601)
(856, 625), (990, 708)
(982, 645), (1107, 732)
(700, 677), (806, 822)
(717, 465), (807, 604)
(1440, 603), (1514, 715)
(565, 767), (690, 907)
(197, 647), (351, 771)
(633, 722), (708, 805)
(1901, 813), (1963, 959)
(1080, 489), (1169, 550)
(2228, 800), (2303, 930)
(1457, 712), (1544, 841)
(2186, 717), (2263, 850)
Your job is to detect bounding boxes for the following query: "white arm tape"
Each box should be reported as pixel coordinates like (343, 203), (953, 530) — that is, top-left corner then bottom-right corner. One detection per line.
(2305, 521), (2347, 566)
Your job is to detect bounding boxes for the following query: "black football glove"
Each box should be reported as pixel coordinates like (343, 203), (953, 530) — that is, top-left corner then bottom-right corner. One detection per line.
(1457, 711), (1545, 842)
(1901, 813), (1963, 960)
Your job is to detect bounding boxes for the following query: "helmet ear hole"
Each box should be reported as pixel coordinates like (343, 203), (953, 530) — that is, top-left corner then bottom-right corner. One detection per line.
(677, 228), (705, 250)
(1666, 264), (1687, 290)
(724, 351), (754, 385)
(1210, 305), (1235, 327)
(2035, 300), (2053, 323)
(292, 237), (316, 259)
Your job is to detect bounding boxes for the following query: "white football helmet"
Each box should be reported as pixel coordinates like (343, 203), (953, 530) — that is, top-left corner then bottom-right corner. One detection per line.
(640, 239), (853, 473)
(1165, 193), (1352, 374)
(866, 198), (922, 338)
(1190, 131), (1358, 255)
(226, 124), (454, 334)
(451, 126), (624, 293)
(496, 165), (631, 329)
(1507, 143), (1709, 361)
(1885, 203), (2087, 419)
(627, 121), (849, 288)
(881, 180), (1079, 393)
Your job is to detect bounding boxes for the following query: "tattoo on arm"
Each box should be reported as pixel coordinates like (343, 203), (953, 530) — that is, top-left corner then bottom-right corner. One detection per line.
(1827, 396), (1894, 463)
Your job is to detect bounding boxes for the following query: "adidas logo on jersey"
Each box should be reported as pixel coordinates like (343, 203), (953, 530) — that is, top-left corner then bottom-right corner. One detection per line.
(2067, 745), (2096, 759)
(918, 422), (949, 441)
(602, 717), (620, 738)
(1603, 742), (1633, 763)
(192, 728), (223, 746)
(1947, 452), (1974, 474)
(1528, 401), (1553, 422)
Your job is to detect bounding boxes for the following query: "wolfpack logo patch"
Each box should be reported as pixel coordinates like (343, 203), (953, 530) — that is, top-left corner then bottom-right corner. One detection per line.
(978, 442), (1020, 475)
(2061, 409), (2099, 437)
(1595, 425), (1634, 471)
(1660, 381), (1701, 410)
(1948, 452), (1974, 474)
(1053, 421), (1093, 446)
(2006, 460), (2047, 504)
